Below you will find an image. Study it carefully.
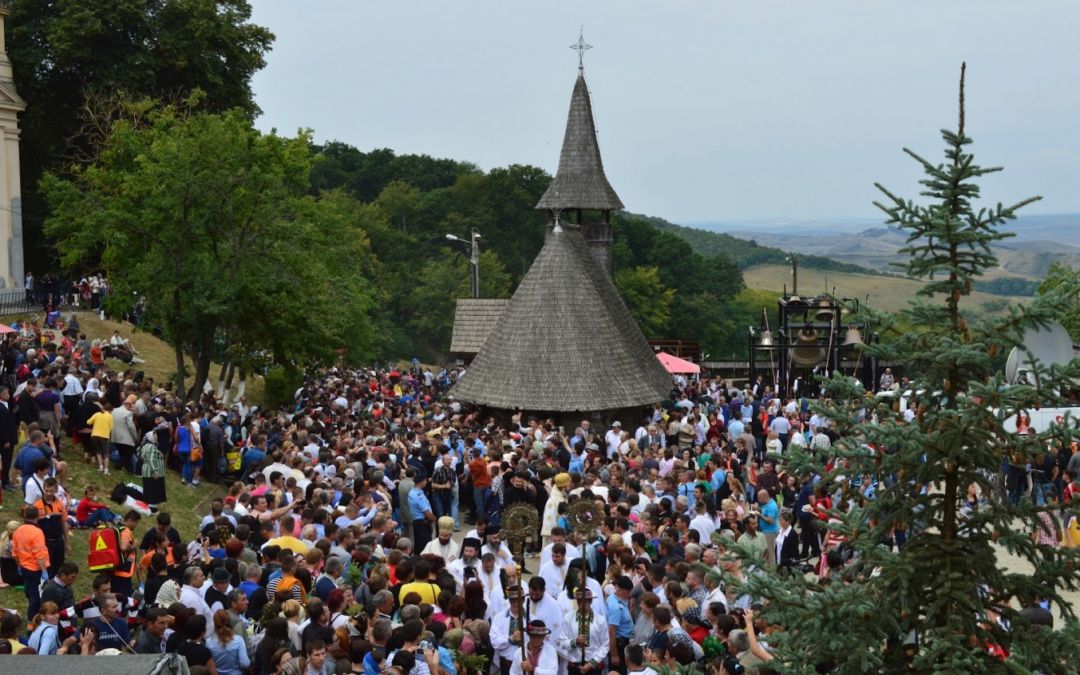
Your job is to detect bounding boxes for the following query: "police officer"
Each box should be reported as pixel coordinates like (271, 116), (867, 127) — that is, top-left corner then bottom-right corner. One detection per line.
(409, 471), (436, 553)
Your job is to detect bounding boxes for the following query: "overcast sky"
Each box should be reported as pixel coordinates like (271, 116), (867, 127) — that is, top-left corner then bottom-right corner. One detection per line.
(249, 1), (1080, 224)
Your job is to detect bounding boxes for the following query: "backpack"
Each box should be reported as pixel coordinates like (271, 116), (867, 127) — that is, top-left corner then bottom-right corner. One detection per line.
(225, 447), (242, 473)
(274, 573), (307, 604)
(88, 525), (122, 571)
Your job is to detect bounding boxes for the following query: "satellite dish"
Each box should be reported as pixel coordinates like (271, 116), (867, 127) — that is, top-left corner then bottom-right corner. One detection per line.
(1008, 322), (1074, 385)
(1004, 347), (1020, 385)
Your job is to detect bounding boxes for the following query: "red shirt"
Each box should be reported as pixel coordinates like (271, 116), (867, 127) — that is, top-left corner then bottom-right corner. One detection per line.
(469, 458), (491, 489)
(76, 497), (109, 522)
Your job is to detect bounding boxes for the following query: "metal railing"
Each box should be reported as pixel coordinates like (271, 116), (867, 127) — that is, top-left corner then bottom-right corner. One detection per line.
(0, 291), (32, 317)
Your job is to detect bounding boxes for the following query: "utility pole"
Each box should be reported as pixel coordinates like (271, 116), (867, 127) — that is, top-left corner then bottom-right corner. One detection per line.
(469, 227), (480, 300)
(445, 229), (482, 299)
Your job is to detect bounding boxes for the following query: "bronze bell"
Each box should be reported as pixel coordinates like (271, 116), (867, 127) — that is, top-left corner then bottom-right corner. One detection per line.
(790, 325), (827, 367)
(813, 298), (835, 324)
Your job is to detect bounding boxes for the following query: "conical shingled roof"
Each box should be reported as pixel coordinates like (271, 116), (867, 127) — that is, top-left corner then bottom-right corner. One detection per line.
(451, 225), (670, 412)
(535, 74), (624, 211)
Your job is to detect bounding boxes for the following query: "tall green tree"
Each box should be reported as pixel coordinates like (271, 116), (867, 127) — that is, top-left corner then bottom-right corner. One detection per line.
(8, 0), (273, 264)
(406, 249), (511, 358)
(614, 265), (674, 337)
(734, 66), (1080, 673)
(42, 100), (373, 396)
(1036, 262), (1080, 342)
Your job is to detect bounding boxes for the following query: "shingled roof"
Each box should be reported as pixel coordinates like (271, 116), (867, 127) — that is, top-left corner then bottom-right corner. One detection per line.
(535, 73), (624, 212)
(452, 224), (670, 412)
(450, 298), (510, 355)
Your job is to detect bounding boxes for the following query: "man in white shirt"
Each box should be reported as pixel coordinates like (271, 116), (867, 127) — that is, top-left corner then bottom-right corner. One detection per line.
(556, 588), (608, 675)
(539, 529), (581, 568)
(179, 566), (214, 638)
(61, 369), (84, 417)
(604, 422), (623, 459)
(474, 552), (506, 619)
(490, 585), (526, 674)
(511, 620), (559, 675)
(689, 501), (717, 544)
(523, 577), (563, 650)
(538, 543), (571, 600)
(769, 414), (791, 446)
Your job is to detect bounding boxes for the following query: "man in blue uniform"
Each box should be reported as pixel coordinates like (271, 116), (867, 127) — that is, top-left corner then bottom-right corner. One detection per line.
(605, 575), (635, 674)
(409, 472), (435, 553)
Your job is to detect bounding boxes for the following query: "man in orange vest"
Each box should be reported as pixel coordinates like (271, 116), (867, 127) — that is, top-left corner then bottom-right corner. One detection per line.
(110, 510), (142, 596)
(13, 505), (49, 620)
(33, 476), (69, 577)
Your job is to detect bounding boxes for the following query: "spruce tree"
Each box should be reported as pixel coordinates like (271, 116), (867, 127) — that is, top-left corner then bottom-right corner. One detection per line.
(733, 64), (1080, 673)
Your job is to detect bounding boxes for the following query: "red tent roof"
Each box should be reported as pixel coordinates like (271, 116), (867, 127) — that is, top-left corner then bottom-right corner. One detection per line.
(656, 351), (700, 375)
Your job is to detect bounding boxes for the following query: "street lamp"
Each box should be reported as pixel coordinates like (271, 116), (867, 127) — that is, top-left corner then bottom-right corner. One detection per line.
(445, 228), (481, 299)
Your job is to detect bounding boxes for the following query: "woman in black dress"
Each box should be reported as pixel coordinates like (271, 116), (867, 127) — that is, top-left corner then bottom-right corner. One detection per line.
(138, 431), (167, 505)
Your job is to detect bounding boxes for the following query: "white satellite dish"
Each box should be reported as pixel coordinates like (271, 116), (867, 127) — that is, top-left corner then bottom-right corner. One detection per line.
(1005, 347), (1020, 385)
(1007, 321), (1074, 385)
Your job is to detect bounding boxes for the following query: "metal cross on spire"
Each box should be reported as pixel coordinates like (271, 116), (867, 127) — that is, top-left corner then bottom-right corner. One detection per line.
(570, 28), (592, 73)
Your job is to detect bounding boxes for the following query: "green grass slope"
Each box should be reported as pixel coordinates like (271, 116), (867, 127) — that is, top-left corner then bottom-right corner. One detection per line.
(0, 311), (246, 617)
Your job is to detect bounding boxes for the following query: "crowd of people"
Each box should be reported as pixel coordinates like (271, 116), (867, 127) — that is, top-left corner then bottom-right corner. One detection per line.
(0, 330), (1069, 674)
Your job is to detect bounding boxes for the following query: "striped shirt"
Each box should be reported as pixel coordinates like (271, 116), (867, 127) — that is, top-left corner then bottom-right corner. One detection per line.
(140, 442), (165, 478)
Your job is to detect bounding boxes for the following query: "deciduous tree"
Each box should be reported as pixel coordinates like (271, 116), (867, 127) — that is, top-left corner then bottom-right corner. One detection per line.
(42, 100), (373, 396)
(8, 0), (273, 263)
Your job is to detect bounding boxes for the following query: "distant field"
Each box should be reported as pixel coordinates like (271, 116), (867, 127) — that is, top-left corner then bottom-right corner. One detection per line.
(743, 264), (1030, 313)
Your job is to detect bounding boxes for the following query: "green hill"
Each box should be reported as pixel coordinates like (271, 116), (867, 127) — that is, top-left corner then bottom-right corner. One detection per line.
(644, 215), (879, 274)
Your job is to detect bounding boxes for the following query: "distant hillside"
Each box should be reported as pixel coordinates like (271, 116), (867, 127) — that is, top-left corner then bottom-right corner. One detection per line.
(743, 264), (1031, 314)
(689, 215), (1080, 280)
(643, 215), (879, 274)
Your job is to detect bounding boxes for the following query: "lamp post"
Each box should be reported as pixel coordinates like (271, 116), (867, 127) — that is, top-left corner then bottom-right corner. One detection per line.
(445, 228), (481, 299)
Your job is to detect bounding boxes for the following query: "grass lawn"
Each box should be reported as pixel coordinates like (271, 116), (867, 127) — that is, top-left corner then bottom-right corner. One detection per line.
(0, 310), (264, 403)
(0, 454), (224, 617)
(0, 309), (252, 618)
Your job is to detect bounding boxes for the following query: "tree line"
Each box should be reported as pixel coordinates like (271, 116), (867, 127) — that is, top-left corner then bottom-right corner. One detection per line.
(13, 2), (776, 397)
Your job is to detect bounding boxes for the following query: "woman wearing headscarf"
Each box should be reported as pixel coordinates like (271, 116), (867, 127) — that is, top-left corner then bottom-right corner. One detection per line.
(139, 430), (167, 504)
(82, 377), (102, 401)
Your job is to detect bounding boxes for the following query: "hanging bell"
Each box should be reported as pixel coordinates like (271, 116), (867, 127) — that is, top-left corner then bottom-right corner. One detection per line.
(759, 330), (773, 346)
(790, 326), (827, 367)
(814, 299), (835, 324)
(843, 327), (863, 346)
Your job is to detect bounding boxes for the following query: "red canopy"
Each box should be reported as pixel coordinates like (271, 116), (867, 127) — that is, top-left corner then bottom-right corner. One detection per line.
(656, 351), (700, 375)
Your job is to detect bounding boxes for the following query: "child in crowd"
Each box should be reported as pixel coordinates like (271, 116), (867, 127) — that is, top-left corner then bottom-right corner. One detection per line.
(75, 485), (118, 527)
